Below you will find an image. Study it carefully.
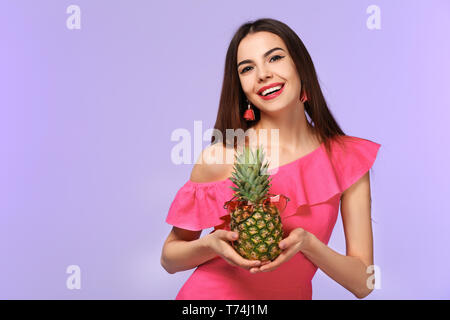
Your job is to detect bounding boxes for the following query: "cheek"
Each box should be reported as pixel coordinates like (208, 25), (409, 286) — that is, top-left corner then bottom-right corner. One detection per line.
(284, 71), (301, 91)
(284, 61), (300, 81)
(284, 68), (298, 82)
(240, 78), (254, 94)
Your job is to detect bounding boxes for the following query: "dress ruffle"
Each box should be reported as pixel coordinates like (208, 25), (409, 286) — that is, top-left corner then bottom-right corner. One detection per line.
(273, 135), (381, 218)
(165, 135), (381, 231)
(165, 179), (234, 231)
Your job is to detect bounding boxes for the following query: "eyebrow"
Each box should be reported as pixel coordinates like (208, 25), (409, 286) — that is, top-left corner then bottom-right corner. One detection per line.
(237, 47), (285, 68)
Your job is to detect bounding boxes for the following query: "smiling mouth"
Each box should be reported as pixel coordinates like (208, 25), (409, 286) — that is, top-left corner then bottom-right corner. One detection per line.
(258, 84), (285, 96)
(257, 84), (286, 101)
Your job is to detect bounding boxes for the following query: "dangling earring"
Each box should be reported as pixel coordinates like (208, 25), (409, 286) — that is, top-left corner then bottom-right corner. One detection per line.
(300, 90), (308, 103)
(243, 100), (255, 121)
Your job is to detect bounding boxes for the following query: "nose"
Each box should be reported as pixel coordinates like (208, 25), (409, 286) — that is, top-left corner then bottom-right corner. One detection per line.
(257, 64), (272, 82)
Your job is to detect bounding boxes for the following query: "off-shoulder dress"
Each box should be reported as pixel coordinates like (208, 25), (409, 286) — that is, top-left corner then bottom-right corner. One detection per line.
(165, 135), (381, 300)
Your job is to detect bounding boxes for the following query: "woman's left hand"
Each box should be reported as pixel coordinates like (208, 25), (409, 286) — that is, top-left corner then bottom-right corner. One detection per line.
(249, 227), (312, 274)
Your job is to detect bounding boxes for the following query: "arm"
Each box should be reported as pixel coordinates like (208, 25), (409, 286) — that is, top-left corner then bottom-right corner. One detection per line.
(160, 146), (223, 274)
(300, 171), (375, 299)
(161, 144), (261, 274)
(160, 227), (218, 274)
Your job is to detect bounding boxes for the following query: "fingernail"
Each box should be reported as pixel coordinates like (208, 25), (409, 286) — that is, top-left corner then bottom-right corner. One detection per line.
(232, 233), (238, 239)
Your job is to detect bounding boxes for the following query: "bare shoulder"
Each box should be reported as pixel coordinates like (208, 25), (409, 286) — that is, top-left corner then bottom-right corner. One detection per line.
(190, 143), (235, 183)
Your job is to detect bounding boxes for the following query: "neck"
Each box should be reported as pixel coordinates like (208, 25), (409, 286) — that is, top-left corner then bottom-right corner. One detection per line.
(250, 101), (318, 153)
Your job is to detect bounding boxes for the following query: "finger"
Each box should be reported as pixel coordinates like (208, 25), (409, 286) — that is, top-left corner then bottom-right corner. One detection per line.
(221, 255), (238, 267)
(236, 257), (262, 270)
(259, 251), (292, 272)
(227, 231), (239, 241)
(261, 248), (299, 272)
(251, 246), (298, 273)
(216, 238), (259, 270)
(224, 247), (261, 269)
(220, 250), (243, 268)
(260, 261), (281, 272)
(278, 230), (303, 250)
(278, 237), (298, 251)
(235, 255), (262, 269)
(216, 230), (239, 242)
(248, 259), (271, 273)
(249, 267), (259, 274)
(278, 238), (294, 250)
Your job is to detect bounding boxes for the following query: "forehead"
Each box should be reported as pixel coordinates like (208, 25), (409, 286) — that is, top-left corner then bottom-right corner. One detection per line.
(237, 31), (286, 60)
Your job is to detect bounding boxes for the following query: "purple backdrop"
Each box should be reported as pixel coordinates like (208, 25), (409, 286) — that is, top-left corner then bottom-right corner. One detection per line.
(1, 0), (449, 299)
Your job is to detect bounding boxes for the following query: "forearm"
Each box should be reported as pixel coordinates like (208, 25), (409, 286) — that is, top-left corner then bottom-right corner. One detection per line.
(161, 235), (218, 274)
(301, 233), (374, 299)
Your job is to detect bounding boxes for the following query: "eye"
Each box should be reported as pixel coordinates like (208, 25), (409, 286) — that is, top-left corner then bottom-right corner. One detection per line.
(240, 66), (252, 74)
(270, 55), (284, 62)
(239, 55), (285, 74)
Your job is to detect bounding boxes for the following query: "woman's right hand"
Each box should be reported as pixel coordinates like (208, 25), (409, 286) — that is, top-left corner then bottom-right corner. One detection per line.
(205, 230), (263, 271)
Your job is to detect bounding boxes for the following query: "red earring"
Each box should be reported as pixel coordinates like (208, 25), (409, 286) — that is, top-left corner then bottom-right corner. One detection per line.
(243, 101), (255, 121)
(300, 91), (308, 103)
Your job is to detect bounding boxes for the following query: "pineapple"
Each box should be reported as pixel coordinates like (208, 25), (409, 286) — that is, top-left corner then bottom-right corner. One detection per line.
(225, 145), (285, 262)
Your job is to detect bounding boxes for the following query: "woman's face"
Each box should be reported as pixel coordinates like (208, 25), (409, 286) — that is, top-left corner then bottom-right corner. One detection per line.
(237, 31), (302, 114)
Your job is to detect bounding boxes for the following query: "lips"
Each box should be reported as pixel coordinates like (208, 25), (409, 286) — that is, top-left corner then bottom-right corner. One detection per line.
(257, 82), (285, 96)
(258, 83), (285, 100)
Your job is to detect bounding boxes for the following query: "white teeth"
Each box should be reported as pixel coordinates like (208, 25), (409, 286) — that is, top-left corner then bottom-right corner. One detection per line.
(261, 85), (283, 96)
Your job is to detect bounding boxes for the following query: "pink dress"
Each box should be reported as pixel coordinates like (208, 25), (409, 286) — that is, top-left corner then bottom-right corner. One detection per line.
(165, 135), (381, 300)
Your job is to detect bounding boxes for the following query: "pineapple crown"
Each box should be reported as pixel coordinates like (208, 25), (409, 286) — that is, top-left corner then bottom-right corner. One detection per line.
(229, 145), (273, 204)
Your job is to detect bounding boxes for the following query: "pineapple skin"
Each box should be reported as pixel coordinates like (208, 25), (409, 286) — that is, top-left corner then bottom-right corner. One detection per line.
(230, 202), (283, 262)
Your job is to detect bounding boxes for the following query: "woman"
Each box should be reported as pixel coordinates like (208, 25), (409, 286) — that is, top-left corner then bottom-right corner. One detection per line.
(161, 18), (381, 300)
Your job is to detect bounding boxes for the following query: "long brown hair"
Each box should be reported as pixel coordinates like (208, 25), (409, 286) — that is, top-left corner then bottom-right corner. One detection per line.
(212, 18), (347, 157)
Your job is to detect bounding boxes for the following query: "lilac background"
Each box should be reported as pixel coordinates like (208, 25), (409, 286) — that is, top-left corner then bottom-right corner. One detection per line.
(1, 0), (449, 299)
